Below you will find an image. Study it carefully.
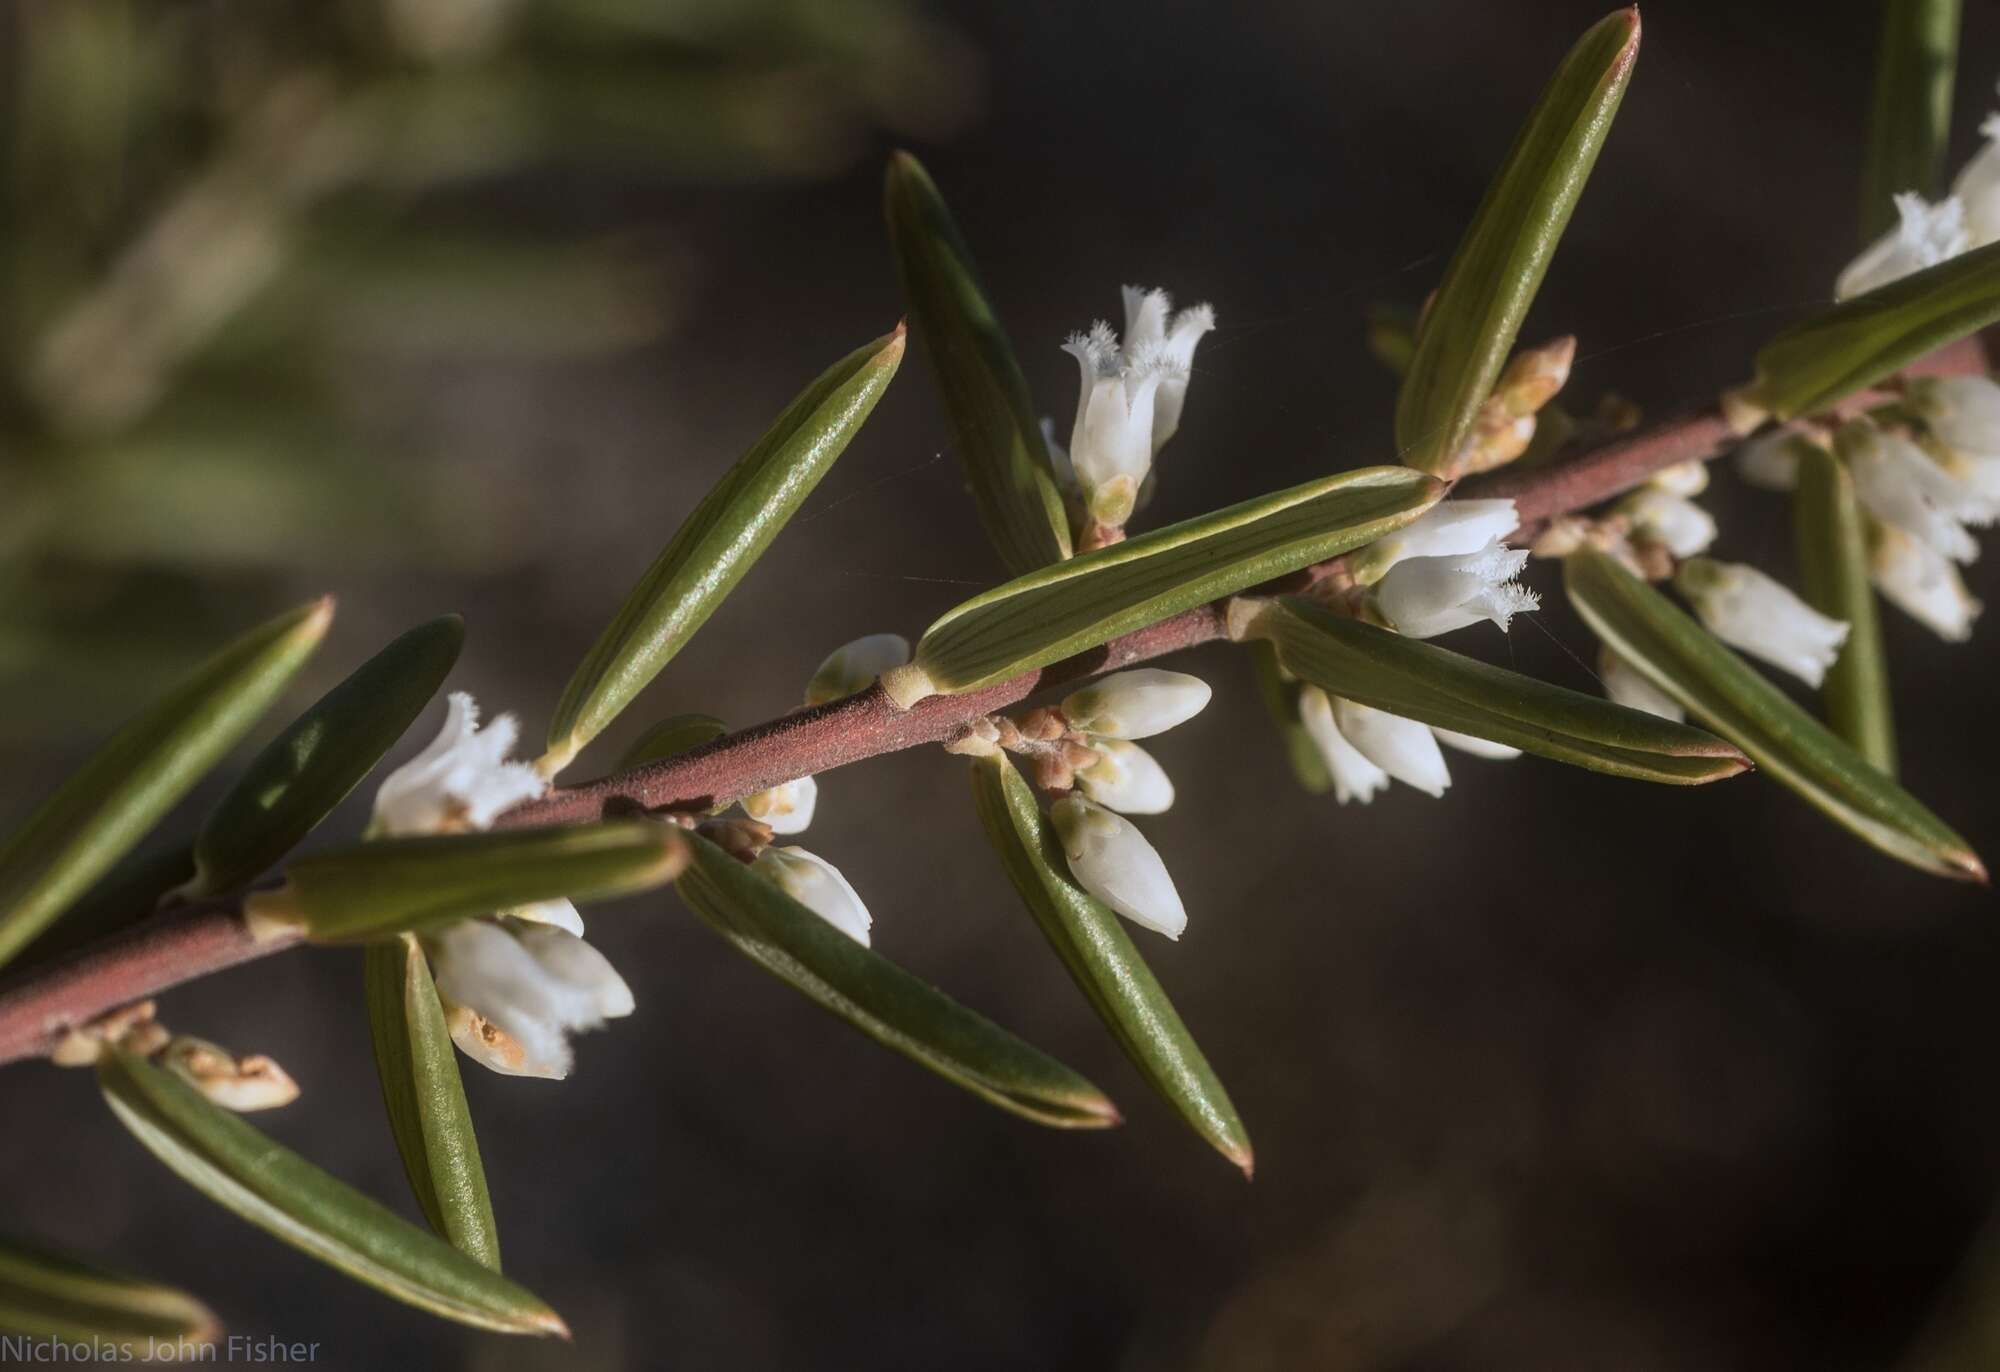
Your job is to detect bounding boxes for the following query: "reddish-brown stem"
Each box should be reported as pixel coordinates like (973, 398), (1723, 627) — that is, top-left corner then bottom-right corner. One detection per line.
(0, 334), (1988, 1065)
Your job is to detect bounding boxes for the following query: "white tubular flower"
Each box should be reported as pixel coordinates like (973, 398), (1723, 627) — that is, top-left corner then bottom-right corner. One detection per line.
(1296, 686), (1388, 805)
(1599, 649), (1685, 723)
(1064, 321), (1163, 527)
(1350, 499), (1519, 584)
(1951, 111), (2000, 247)
(1076, 739), (1175, 815)
(742, 775), (817, 835)
(510, 898), (584, 936)
(373, 692), (547, 836)
(1049, 795), (1187, 940)
(431, 920), (633, 1080)
(1061, 668), (1212, 739)
(1871, 522), (1984, 641)
(1430, 727), (1521, 760)
(1373, 542), (1539, 639)
(1836, 192), (1968, 300)
(1735, 431), (1804, 491)
(1330, 698), (1450, 798)
(1905, 374), (2000, 457)
(1619, 487), (1718, 559)
(1675, 558), (1850, 687)
(806, 633), (912, 706)
(1839, 421), (1995, 562)
(1120, 285), (1214, 454)
(755, 846), (872, 946)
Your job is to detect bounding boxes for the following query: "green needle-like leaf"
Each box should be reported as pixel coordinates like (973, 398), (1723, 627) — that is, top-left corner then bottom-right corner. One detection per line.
(1746, 241), (2000, 420)
(885, 151), (1072, 574)
(365, 935), (499, 1269)
(1861, 0), (1962, 240)
(1253, 597), (1749, 783)
(1565, 548), (1983, 879)
(256, 821), (688, 943)
(676, 832), (1119, 1129)
(544, 329), (904, 773)
(619, 713), (728, 769)
(1393, 8), (1639, 475)
(185, 616), (465, 899)
(0, 1234), (219, 1347)
(1249, 640), (1332, 794)
(98, 1050), (565, 1336)
(890, 467), (1442, 703)
(969, 753), (1251, 1174)
(1794, 442), (1897, 771)
(0, 598), (333, 971)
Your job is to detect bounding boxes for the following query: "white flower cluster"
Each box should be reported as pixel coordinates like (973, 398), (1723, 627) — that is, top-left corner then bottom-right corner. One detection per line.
(1353, 498), (1540, 637)
(1839, 93), (2000, 299)
(1050, 286), (1215, 529)
(1047, 669), (1211, 940)
(1297, 684), (1520, 804)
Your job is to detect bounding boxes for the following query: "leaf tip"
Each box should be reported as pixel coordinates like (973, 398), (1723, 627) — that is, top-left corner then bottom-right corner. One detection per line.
(1226, 1141), (1256, 1181)
(1949, 850), (1989, 885)
(527, 1306), (573, 1340)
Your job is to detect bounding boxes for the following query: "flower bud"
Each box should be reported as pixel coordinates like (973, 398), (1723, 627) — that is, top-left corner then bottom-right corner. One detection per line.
(1349, 500), (1519, 584)
(1061, 669), (1212, 739)
(1373, 543), (1538, 639)
(806, 634), (912, 706)
(1330, 697), (1450, 798)
(1675, 558), (1850, 687)
(755, 846), (872, 946)
(1076, 739), (1175, 815)
(742, 775), (817, 835)
(1049, 795), (1187, 940)
(1648, 460), (1710, 498)
(1618, 488), (1717, 559)
(1870, 521), (1984, 642)
(1837, 192), (1968, 300)
(1599, 649), (1685, 723)
(1297, 686), (1388, 805)
(1734, 432), (1808, 492)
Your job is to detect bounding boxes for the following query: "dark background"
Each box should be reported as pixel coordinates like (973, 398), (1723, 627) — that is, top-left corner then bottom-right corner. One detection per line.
(6, 1), (2000, 1368)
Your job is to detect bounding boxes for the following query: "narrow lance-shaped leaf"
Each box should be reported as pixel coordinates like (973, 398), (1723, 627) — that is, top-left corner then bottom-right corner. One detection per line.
(0, 1234), (219, 1347)
(1249, 640), (1332, 794)
(887, 467), (1443, 704)
(885, 151), (1072, 574)
(1744, 241), (2000, 420)
(1251, 597), (1749, 784)
(1794, 442), (1897, 772)
(1393, 8), (1639, 475)
(676, 831), (1119, 1129)
(543, 329), (905, 774)
(365, 935), (499, 1269)
(0, 598), (333, 971)
(98, 1049), (565, 1337)
(1860, 0), (1962, 240)
(184, 615), (465, 899)
(969, 753), (1252, 1174)
(1564, 547), (1983, 880)
(249, 821), (688, 944)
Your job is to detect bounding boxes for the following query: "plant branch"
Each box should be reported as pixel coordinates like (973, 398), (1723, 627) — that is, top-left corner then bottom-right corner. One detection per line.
(0, 332), (1988, 1065)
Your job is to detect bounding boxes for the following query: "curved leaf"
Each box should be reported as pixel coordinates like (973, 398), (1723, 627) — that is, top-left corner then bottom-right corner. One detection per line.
(544, 329), (904, 773)
(98, 1049), (565, 1336)
(0, 1234), (218, 1347)
(1565, 547), (1982, 879)
(1794, 443), (1896, 771)
(365, 935), (499, 1268)
(1393, 8), (1639, 474)
(893, 467), (1442, 702)
(885, 151), (1072, 574)
(1255, 597), (1748, 783)
(1861, 0), (1961, 240)
(0, 598), (333, 971)
(256, 821), (688, 943)
(185, 615), (465, 899)
(969, 754), (1251, 1173)
(676, 832), (1118, 1129)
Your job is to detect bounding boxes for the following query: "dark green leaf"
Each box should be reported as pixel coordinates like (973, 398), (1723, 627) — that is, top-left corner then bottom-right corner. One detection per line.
(676, 832), (1119, 1129)
(0, 1234), (218, 1346)
(1794, 442), (1897, 771)
(1393, 8), (1639, 474)
(1861, 0), (1962, 240)
(1565, 547), (1982, 879)
(0, 599), (333, 971)
(98, 1049), (566, 1336)
(889, 467), (1443, 703)
(186, 616), (465, 899)
(1254, 597), (1748, 783)
(969, 753), (1251, 1173)
(256, 821), (688, 943)
(365, 935), (499, 1268)
(545, 330), (904, 772)
(885, 151), (1072, 574)
(1249, 640), (1332, 794)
